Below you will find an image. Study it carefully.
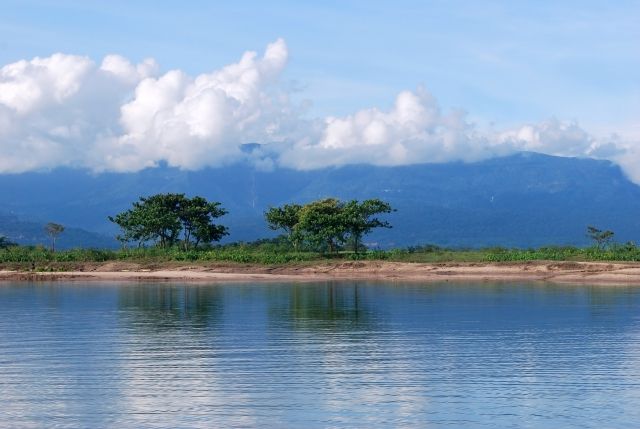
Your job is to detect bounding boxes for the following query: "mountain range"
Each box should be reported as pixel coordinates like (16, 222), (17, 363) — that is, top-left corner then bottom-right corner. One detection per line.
(1, 152), (638, 249)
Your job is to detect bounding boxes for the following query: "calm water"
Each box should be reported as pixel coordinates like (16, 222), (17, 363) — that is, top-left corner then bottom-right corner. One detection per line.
(1, 281), (640, 428)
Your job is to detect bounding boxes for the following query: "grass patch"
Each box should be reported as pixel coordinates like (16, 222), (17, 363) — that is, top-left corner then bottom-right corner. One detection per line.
(3, 242), (640, 268)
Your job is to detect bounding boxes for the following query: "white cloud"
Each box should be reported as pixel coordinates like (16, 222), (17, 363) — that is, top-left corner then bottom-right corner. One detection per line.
(0, 39), (638, 182)
(612, 144), (640, 184)
(498, 119), (596, 157)
(278, 88), (499, 169)
(100, 55), (158, 84)
(95, 38), (294, 171)
(0, 54), (93, 114)
(0, 52), (154, 172)
(276, 90), (630, 173)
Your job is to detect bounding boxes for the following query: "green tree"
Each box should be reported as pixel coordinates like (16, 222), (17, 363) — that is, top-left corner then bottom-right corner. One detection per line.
(264, 203), (303, 249)
(178, 196), (228, 249)
(586, 225), (615, 250)
(44, 222), (64, 252)
(109, 193), (228, 248)
(342, 199), (394, 254)
(297, 198), (346, 253)
(109, 207), (154, 248)
(140, 193), (184, 248)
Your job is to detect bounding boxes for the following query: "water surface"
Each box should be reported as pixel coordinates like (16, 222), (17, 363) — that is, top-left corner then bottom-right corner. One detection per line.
(1, 281), (640, 428)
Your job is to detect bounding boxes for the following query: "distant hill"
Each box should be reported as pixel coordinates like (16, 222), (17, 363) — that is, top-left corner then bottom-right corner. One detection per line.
(1, 152), (639, 248)
(0, 212), (117, 249)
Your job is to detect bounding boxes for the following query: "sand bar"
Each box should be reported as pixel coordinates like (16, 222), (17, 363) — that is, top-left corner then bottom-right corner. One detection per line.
(3, 261), (640, 285)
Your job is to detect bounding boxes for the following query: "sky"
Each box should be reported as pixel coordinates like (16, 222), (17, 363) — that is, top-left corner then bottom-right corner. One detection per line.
(0, 1), (639, 178)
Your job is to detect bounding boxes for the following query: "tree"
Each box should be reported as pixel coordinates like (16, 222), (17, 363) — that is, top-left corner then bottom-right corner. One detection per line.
(45, 222), (64, 252)
(109, 208), (154, 248)
(139, 193), (184, 248)
(266, 198), (395, 254)
(109, 193), (228, 248)
(178, 196), (228, 249)
(342, 199), (394, 254)
(586, 225), (615, 250)
(297, 198), (347, 253)
(109, 193), (183, 248)
(264, 204), (303, 249)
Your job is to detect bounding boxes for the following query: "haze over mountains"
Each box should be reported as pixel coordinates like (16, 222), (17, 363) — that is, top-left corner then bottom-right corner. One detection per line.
(0, 212), (115, 249)
(1, 152), (639, 249)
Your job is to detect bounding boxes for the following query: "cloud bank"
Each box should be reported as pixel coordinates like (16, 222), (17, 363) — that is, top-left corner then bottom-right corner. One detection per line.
(0, 40), (637, 181)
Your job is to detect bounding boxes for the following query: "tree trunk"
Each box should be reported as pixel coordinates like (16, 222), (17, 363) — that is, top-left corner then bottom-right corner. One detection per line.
(185, 229), (191, 250)
(288, 231), (298, 251)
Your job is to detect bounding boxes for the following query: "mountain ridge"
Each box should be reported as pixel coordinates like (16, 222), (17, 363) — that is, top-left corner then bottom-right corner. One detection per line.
(0, 211), (117, 249)
(1, 152), (638, 248)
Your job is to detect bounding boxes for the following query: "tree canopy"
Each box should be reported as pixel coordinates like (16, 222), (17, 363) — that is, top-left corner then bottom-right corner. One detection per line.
(342, 199), (393, 253)
(586, 225), (615, 250)
(298, 198), (347, 253)
(109, 193), (228, 248)
(265, 203), (303, 249)
(45, 222), (64, 252)
(265, 198), (394, 253)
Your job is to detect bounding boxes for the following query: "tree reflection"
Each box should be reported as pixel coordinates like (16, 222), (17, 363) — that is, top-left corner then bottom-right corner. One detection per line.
(117, 284), (223, 331)
(272, 281), (374, 330)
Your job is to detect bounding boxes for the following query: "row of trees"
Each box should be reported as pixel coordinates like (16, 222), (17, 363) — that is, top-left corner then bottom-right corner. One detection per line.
(0, 194), (622, 254)
(108, 193), (394, 252)
(265, 198), (394, 253)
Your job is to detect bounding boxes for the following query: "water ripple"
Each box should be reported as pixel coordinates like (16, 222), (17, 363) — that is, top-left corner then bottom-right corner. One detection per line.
(1, 281), (640, 428)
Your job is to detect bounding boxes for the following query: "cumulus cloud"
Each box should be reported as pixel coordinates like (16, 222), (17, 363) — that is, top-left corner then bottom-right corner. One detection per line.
(0, 39), (295, 173)
(278, 88), (500, 169)
(276, 91), (635, 175)
(0, 52), (157, 172)
(101, 38), (293, 171)
(0, 39), (637, 181)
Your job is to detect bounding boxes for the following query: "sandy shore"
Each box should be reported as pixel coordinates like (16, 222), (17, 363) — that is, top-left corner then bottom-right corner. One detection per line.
(3, 261), (640, 285)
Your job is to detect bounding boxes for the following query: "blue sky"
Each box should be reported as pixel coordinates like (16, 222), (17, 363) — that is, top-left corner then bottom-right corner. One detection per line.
(2, 0), (637, 130)
(0, 0), (638, 177)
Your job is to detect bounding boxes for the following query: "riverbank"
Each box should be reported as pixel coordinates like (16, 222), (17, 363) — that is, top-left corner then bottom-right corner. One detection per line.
(2, 260), (640, 284)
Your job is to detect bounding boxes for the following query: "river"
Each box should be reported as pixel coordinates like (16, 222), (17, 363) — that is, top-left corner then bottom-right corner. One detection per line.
(1, 281), (639, 428)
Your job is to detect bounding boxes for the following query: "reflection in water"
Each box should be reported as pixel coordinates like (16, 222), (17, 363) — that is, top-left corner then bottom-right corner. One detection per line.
(118, 284), (224, 329)
(1, 281), (640, 428)
(276, 281), (371, 327)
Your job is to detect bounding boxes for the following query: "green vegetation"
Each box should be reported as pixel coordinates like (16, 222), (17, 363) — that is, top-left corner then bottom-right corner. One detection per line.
(0, 241), (317, 267)
(2, 193), (639, 268)
(44, 222), (64, 252)
(586, 225), (615, 250)
(265, 198), (393, 253)
(109, 193), (228, 249)
(265, 203), (303, 249)
(342, 199), (393, 254)
(4, 241), (640, 270)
